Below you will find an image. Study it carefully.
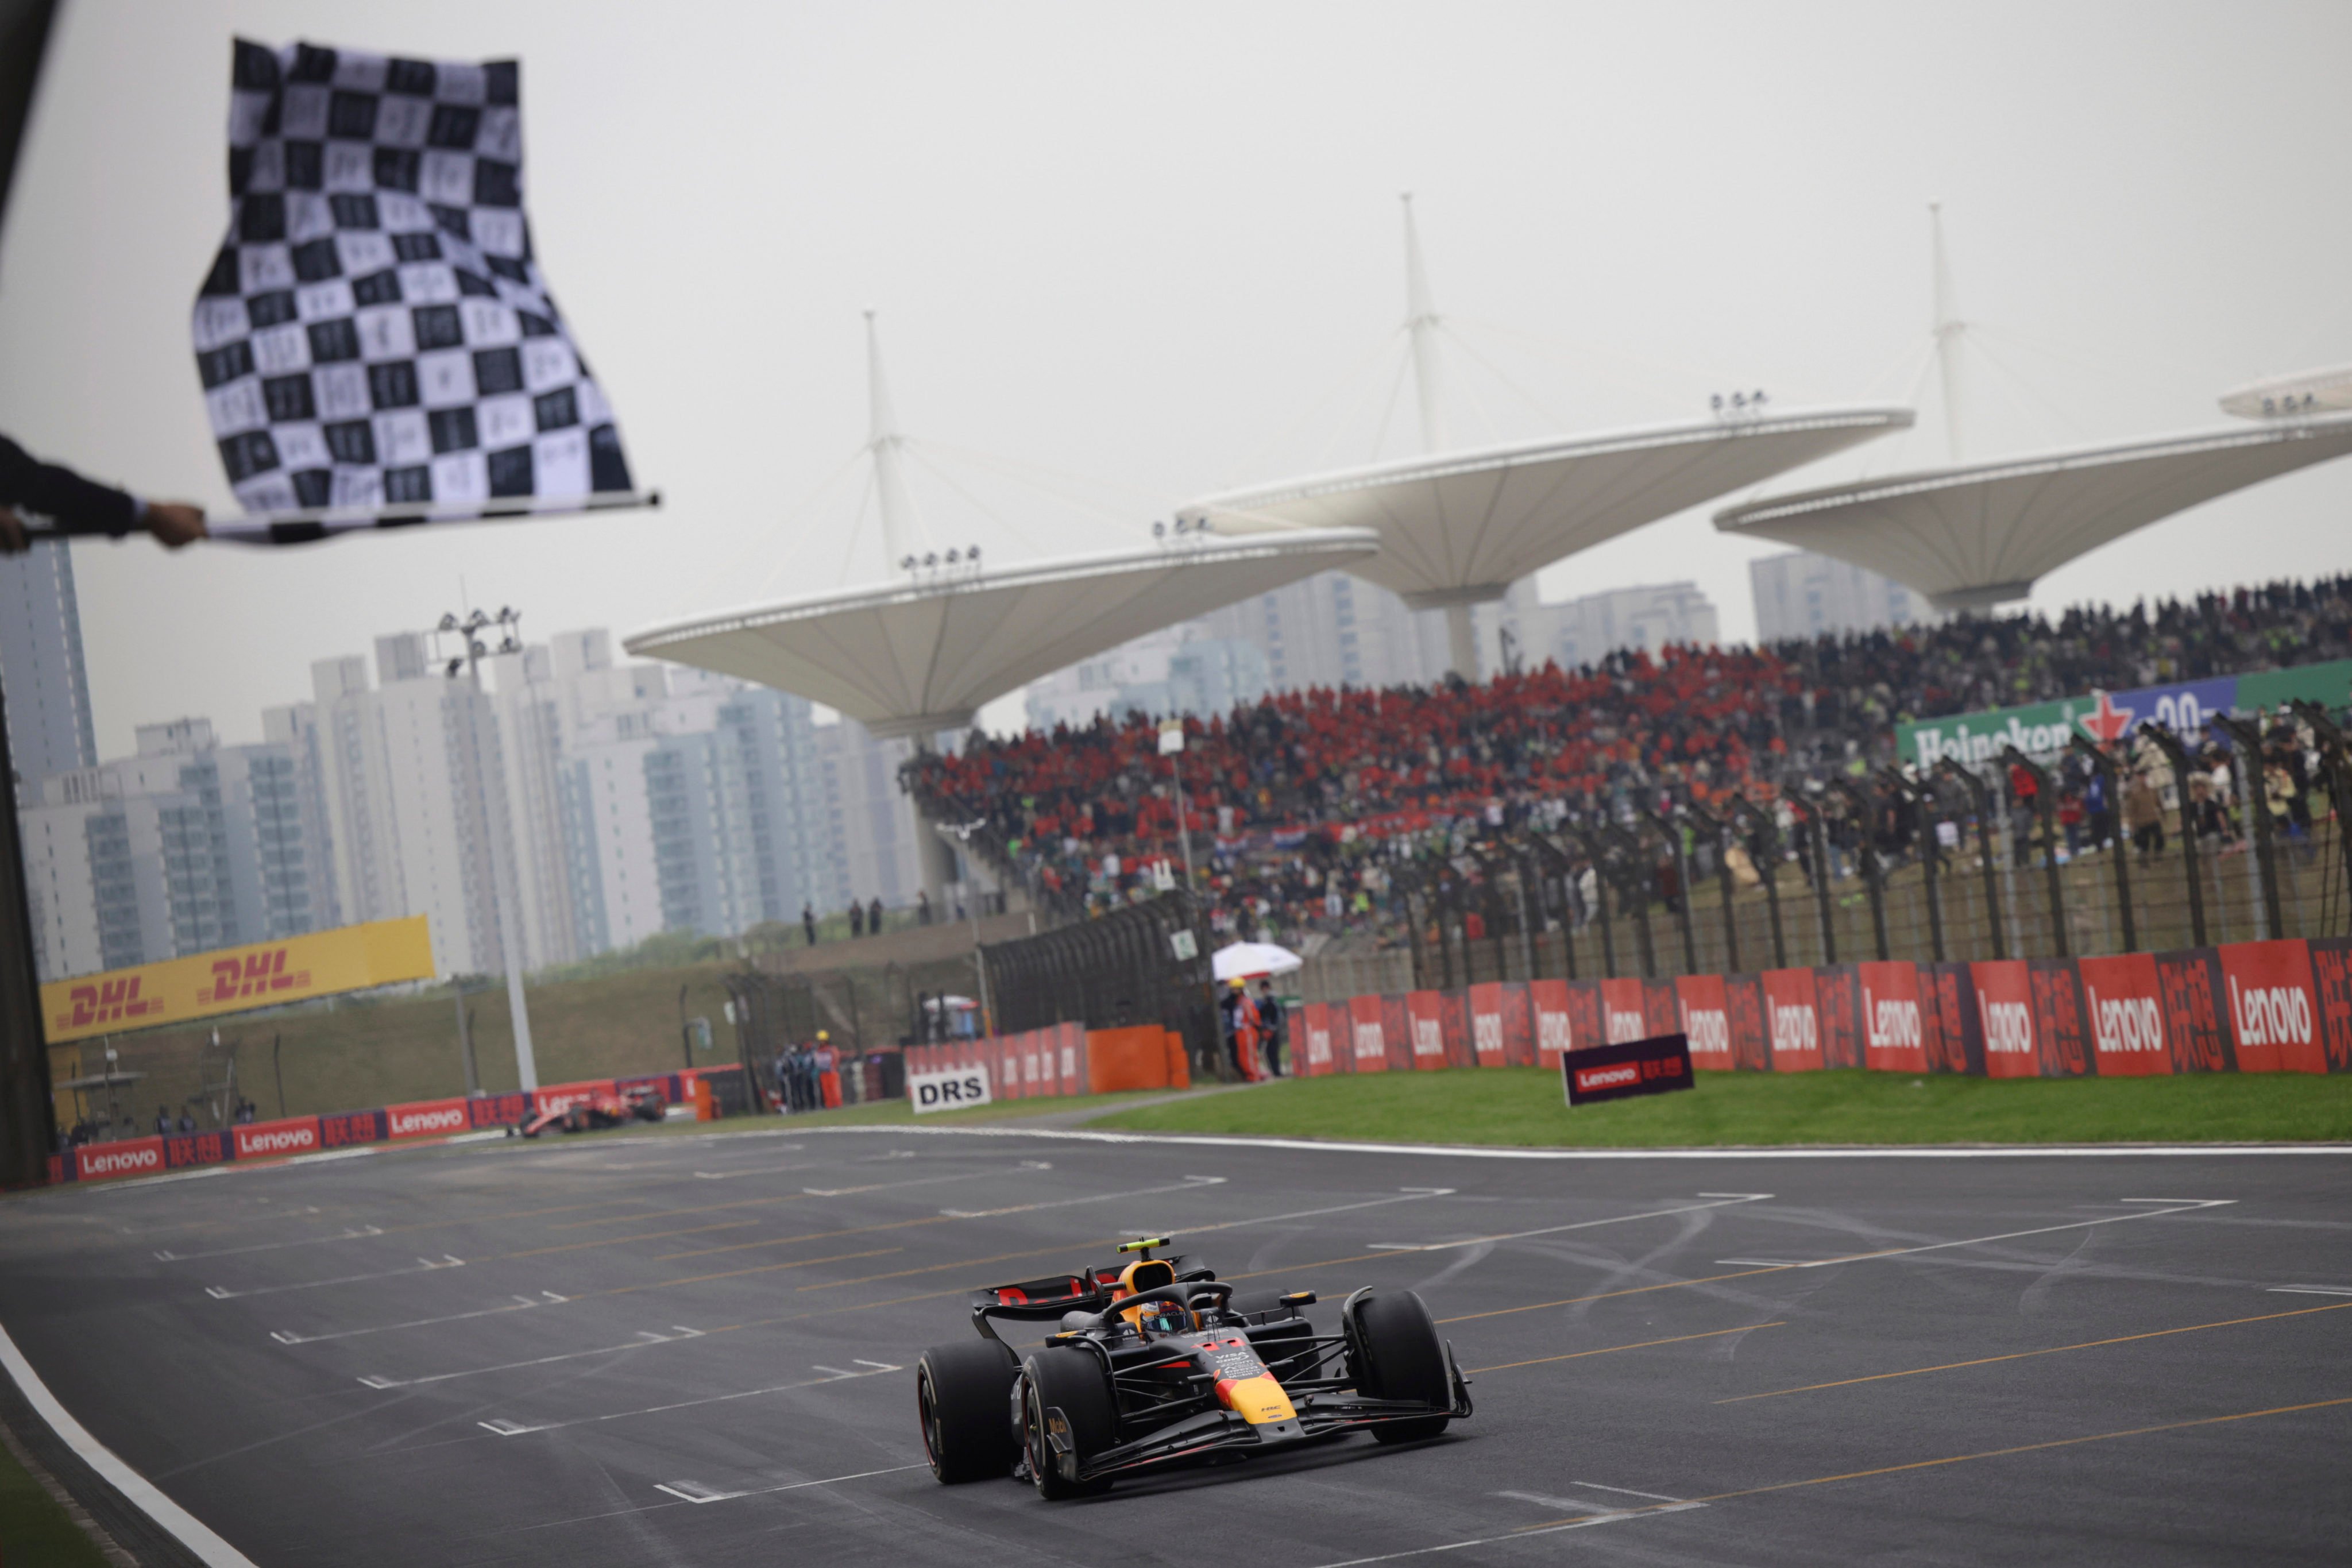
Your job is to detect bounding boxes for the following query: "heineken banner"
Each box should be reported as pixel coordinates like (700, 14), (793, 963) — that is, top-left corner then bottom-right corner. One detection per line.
(1894, 657), (2352, 768)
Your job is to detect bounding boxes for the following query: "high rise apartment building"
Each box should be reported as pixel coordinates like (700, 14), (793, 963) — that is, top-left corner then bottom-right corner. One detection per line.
(0, 544), (98, 803)
(1749, 550), (1944, 643)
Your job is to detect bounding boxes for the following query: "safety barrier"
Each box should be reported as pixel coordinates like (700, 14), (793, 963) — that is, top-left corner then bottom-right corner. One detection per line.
(1291, 934), (2352, 1080)
(47, 1065), (746, 1185)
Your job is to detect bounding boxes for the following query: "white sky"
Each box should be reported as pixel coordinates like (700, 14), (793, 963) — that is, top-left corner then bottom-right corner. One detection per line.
(6, 0), (2350, 760)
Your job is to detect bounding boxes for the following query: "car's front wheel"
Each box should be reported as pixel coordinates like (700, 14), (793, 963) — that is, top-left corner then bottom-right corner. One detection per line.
(1020, 1347), (1117, 1499)
(1347, 1289), (1452, 1445)
(917, 1339), (1019, 1482)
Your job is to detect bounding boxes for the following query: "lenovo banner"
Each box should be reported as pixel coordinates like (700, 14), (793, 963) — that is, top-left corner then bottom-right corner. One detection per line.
(1972, 960), (2039, 1078)
(1857, 961), (1928, 1074)
(2076, 954), (2171, 1076)
(1562, 1033), (1696, 1106)
(1674, 973), (1733, 1071)
(1762, 969), (1824, 1072)
(2219, 939), (2327, 1075)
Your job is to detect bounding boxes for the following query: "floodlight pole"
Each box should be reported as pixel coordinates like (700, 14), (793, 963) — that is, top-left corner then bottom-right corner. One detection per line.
(437, 606), (538, 1092)
(1160, 718), (1196, 889)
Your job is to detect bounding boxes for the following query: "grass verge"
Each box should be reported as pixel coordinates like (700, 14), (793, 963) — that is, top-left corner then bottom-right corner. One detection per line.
(0, 1427), (110, 1568)
(1078, 1068), (2352, 1148)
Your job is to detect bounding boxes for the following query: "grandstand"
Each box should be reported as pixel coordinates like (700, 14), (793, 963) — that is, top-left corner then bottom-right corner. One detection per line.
(905, 571), (2352, 948)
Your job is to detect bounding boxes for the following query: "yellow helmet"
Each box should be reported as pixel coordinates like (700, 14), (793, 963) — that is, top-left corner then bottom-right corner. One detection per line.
(816, 1030), (829, 1041)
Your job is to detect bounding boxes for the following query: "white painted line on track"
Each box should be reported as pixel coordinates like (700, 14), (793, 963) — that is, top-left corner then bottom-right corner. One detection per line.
(203, 1254), (463, 1299)
(1493, 1491), (1601, 1513)
(1717, 1259), (1825, 1268)
(479, 1359), (902, 1435)
(944, 1174), (1226, 1218)
(1310, 1503), (1704, 1565)
(361, 1326), (705, 1388)
(792, 1125), (2352, 1158)
(268, 1291), (569, 1345)
(805, 1164), (1030, 1198)
(2269, 1286), (2352, 1296)
(1568, 1480), (1689, 1502)
(1370, 1194), (1770, 1250)
(0, 1318), (258, 1567)
(1735, 1200), (2237, 1268)
(651, 1463), (925, 1504)
(157, 1225), (383, 1262)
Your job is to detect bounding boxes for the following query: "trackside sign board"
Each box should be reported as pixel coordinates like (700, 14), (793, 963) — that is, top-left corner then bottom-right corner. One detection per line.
(41, 916), (434, 1043)
(909, 1063), (992, 1114)
(1562, 1033), (1696, 1107)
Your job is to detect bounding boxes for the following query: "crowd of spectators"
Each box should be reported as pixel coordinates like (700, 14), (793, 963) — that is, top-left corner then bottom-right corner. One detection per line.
(904, 574), (2352, 943)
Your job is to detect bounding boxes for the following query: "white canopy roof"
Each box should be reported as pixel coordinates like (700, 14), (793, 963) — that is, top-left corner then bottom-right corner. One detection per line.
(623, 528), (1378, 739)
(1712, 415), (2352, 611)
(1175, 406), (1913, 609)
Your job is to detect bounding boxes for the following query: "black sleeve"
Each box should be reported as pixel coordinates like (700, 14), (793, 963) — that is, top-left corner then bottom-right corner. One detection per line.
(0, 435), (140, 538)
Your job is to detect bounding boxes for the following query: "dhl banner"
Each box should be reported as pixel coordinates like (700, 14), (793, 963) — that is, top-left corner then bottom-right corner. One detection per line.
(40, 917), (434, 1044)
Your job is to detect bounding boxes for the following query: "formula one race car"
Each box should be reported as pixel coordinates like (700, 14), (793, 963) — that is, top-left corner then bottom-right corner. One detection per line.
(916, 1237), (1472, 1499)
(512, 1084), (666, 1138)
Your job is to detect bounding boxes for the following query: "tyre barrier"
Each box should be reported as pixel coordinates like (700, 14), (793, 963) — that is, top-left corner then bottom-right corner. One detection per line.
(47, 1065), (747, 1185)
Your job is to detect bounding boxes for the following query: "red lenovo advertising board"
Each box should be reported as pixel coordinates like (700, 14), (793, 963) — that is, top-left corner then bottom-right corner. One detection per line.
(2030, 960), (2091, 1078)
(1814, 965), (1863, 1069)
(1674, 973), (1733, 1071)
(2075, 953), (2171, 1076)
(1762, 968), (1823, 1072)
(233, 1116), (323, 1160)
(1857, 961), (1928, 1074)
(1300, 1002), (1336, 1075)
(2219, 939), (2326, 1074)
(2311, 937), (2352, 1072)
(1407, 991), (1447, 1069)
(385, 1097), (471, 1138)
(2156, 949), (2233, 1072)
(1561, 1033), (1696, 1106)
(1599, 978), (1648, 1044)
(76, 1137), (164, 1181)
(1723, 975), (1770, 1071)
(1348, 994), (1389, 1072)
(1527, 979), (1567, 1067)
(1971, 960), (2039, 1079)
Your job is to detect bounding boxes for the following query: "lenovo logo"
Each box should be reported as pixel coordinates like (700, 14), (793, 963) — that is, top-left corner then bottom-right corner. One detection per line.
(238, 1125), (318, 1156)
(1681, 1007), (1729, 1057)
(1980, 998), (2034, 1055)
(1476, 1013), (1507, 1058)
(1866, 992), (1922, 1051)
(1352, 1021), (1385, 1061)
(1534, 1011), (1567, 1058)
(84, 1145), (160, 1176)
(1574, 1065), (1642, 1092)
(2087, 987), (2164, 1055)
(1770, 1002), (1817, 1053)
(2229, 978), (2313, 1048)
(1605, 1009), (1646, 1045)
(387, 1105), (466, 1136)
(1307, 1026), (1333, 1065)
(1412, 1017), (1445, 1058)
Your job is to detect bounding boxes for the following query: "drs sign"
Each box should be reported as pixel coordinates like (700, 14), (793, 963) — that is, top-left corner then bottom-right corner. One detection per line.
(909, 1064), (993, 1115)
(1562, 1033), (1697, 1107)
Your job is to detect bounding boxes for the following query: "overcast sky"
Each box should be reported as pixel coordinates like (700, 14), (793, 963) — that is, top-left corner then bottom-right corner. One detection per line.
(6, 0), (2350, 759)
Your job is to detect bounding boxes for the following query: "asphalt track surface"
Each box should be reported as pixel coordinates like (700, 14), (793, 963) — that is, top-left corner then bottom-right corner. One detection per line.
(3, 1127), (2350, 1566)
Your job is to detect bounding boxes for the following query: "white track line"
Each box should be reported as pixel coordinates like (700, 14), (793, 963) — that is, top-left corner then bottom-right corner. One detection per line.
(652, 1462), (925, 1504)
(2269, 1286), (2352, 1297)
(269, 1291), (569, 1345)
(1311, 1503), (1702, 1565)
(482, 1360), (902, 1435)
(792, 1126), (2352, 1159)
(1731, 1200), (2235, 1268)
(943, 1174), (1225, 1218)
(0, 1319), (258, 1567)
(203, 1254), (463, 1299)
(157, 1226), (383, 1262)
(358, 1326), (705, 1389)
(1371, 1194), (1771, 1251)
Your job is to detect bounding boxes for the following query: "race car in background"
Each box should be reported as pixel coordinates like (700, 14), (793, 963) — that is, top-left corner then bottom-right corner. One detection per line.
(512, 1084), (666, 1138)
(916, 1237), (1472, 1498)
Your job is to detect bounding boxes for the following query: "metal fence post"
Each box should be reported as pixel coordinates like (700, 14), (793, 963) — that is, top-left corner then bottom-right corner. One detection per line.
(1686, 803), (1740, 974)
(2067, 734), (2137, 952)
(1731, 799), (1789, 970)
(2137, 723), (2207, 948)
(1783, 785), (1837, 965)
(1639, 805), (1699, 974)
(1935, 759), (2007, 960)
(2000, 747), (2070, 957)
(1829, 778), (1891, 961)
(2214, 715), (2287, 941)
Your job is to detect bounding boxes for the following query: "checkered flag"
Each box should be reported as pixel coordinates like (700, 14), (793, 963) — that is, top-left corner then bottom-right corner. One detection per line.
(191, 40), (644, 543)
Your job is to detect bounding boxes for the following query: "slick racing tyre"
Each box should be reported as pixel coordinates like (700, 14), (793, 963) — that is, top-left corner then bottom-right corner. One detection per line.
(1230, 1289), (1315, 1380)
(1347, 1290), (1452, 1444)
(917, 1339), (1019, 1482)
(1020, 1347), (1117, 1499)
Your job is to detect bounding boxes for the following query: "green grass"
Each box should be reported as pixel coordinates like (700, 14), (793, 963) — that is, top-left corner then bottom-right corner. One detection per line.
(0, 1431), (110, 1568)
(1078, 1068), (2352, 1147)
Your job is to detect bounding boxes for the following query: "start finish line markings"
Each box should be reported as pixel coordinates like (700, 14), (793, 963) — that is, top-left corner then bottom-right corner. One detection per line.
(651, 1462), (926, 1505)
(358, 1326), (706, 1389)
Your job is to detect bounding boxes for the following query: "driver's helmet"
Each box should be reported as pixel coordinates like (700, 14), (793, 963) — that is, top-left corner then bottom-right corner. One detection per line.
(1131, 1297), (1191, 1338)
(1113, 1257), (1181, 1335)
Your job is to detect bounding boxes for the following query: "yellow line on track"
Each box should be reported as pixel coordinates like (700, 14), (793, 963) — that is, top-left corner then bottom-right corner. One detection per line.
(1515, 1396), (2352, 1531)
(1715, 1301), (2352, 1403)
(1470, 1323), (1783, 1374)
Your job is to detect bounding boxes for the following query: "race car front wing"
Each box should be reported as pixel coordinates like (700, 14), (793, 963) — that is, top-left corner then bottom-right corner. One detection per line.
(1053, 1341), (1474, 1486)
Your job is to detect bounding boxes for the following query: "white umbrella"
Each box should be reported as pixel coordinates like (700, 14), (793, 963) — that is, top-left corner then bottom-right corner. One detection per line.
(921, 995), (979, 1012)
(1213, 941), (1303, 982)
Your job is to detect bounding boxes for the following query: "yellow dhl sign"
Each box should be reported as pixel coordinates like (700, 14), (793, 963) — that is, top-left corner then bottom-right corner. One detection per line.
(41, 917), (434, 1043)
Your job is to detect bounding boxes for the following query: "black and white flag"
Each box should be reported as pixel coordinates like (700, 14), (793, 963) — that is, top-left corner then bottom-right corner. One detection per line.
(192, 40), (640, 542)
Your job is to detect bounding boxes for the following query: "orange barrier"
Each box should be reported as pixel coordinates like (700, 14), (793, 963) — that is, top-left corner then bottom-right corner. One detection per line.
(1086, 1025), (1177, 1092)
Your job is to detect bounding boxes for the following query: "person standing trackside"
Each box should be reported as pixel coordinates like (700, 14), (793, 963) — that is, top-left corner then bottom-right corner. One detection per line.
(803, 905), (818, 947)
(1255, 978), (1286, 1078)
(867, 895), (884, 936)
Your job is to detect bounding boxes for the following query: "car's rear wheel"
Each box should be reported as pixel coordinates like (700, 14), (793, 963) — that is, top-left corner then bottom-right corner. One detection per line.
(1348, 1290), (1451, 1444)
(917, 1339), (1019, 1482)
(1021, 1347), (1117, 1499)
